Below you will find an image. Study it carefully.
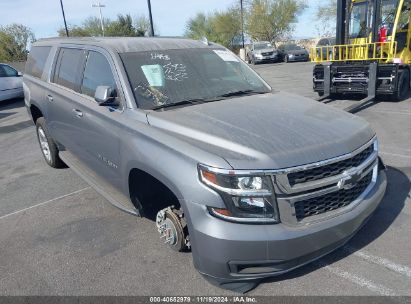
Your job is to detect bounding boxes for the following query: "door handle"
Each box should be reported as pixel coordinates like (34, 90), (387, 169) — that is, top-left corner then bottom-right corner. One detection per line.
(46, 94), (53, 102)
(72, 109), (83, 118)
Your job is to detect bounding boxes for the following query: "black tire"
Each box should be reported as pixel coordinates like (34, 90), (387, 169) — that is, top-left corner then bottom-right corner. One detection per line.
(284, 55), (289, 63)
(251, 56), (256, 65)
(35, 117), (65, 168)
(393, 69), (410, 101)
(246, 54), (251, 64)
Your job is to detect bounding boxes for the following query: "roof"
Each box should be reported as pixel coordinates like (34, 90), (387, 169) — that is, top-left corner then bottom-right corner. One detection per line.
(33, 37), (222, 53)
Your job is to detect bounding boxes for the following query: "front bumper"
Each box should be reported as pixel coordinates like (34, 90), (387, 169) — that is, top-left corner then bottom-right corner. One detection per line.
(184, 169), (386, 287)
(254, 55), (279, 63)
(288, 54), (309, 62)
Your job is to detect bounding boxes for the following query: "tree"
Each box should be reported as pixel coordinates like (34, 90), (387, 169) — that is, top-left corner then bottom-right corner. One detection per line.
(315, 0), (337, 37)
(134, 15), (155, 36)
(185, 13), (214, 41)
(58, 16), (112, 37)
(57, 14), (153, 37)
(185, 7), (242, 48)
(106, 14), (137, 37)
(211, 7), (242, 47)
(246, 0), (306, 45)
(0, 23), (35, 61)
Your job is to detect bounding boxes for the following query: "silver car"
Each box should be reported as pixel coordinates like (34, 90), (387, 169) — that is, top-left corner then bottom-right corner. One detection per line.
(247, 41), (279, 64)
(0, 63), (23, 102)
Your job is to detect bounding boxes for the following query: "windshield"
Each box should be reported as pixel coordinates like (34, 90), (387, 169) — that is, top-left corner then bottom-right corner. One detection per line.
(349, 1), (368, 38)
(254, 43), (272, 50)
(120, 48), (271, 110)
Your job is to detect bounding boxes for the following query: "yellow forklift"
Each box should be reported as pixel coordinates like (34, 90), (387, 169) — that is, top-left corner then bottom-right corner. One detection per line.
(311, 0), (411, 112)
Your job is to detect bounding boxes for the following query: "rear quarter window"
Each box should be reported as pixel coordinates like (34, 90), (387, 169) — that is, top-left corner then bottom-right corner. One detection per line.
(25, 46), (52, 78)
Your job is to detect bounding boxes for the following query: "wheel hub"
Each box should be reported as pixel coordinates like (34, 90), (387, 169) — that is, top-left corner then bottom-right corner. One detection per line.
(37, 126), (51, 162)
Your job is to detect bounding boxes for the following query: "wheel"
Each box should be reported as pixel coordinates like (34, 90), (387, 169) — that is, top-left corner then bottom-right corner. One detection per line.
(393, 69), (410, 101)
(251, 56), (256, 65)
(284, 55), (289, 63)
(35, 117), (65, 168)
(317, 91), (325, 97)
(246, 54), (251, 64)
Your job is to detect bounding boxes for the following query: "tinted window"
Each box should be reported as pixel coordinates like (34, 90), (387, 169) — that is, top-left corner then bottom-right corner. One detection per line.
(26, 46), (51, 78)
(1, 65), (18, 77)
(54, 48), (84, 91)
(81, 51), (116, 98)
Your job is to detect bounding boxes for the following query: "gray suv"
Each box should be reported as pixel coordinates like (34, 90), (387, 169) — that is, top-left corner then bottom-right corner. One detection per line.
(23, 37), (387, 292)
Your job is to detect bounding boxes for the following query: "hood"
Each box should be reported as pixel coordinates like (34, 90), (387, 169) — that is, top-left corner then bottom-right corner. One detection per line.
(146, 92), (375, 170)
(255, 48), (276, 54)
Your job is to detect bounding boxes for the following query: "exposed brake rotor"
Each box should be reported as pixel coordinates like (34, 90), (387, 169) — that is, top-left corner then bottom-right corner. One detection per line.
(156, 206), (190, 252)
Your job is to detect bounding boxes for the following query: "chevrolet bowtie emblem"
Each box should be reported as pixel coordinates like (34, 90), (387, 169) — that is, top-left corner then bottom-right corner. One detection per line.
(337, 170), (362, 190)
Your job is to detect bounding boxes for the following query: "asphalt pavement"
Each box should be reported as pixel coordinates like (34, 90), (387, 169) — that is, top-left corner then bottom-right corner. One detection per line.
(0, 61), (410, 296)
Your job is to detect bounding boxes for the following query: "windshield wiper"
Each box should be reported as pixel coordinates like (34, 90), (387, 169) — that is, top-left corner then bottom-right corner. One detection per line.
(217, 90), (267, 98)
(152, 98), (219, 110)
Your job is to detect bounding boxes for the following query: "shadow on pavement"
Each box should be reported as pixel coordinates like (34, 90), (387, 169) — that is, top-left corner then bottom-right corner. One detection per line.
(260, 166), (410, 286)
(0, 98), (25, 111)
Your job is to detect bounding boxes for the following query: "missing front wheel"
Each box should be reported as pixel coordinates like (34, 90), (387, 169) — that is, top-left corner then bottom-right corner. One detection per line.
(156, 207), (190, 252)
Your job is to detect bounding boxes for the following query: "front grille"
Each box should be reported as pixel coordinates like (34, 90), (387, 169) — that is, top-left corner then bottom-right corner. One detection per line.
(294, 171), (373, 221)
(262, 52), (274, 56)
(288, 145), (374, 186)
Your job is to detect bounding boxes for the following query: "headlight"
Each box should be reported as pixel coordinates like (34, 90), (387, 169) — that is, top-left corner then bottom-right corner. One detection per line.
(198, 165), (279, 224)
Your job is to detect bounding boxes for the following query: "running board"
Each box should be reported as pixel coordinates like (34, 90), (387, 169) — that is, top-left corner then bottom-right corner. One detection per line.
(59, 150), (140, 216)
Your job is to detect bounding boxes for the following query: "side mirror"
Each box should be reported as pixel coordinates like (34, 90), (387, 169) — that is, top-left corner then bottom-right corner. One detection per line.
(17, 71), (23, 77)
(94, 86), (118, 106)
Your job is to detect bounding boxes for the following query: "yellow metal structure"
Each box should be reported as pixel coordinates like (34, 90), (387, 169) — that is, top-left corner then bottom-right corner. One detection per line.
(310, 41), (397, 62)
(311, 0), (411, 64)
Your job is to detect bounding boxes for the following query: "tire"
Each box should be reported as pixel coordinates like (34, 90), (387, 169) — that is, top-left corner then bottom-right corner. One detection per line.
(246, 54), (251, 64)
(35, 117), (65, 168)
(393, 69), (410, 101)
(285, 55), (289, 63)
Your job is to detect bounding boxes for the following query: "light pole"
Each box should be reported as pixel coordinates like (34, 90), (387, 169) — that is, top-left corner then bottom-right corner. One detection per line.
(240, 0), (245, 48)
(59, 0), (69, 37)
(147, 0), (155, 36)
(92, 2), (106, 36)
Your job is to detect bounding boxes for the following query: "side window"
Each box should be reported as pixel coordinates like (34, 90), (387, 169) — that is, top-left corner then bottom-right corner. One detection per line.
(2, 65), (18, 77)
(0, 66), (6, 77)
(53, 48), (85, 92)
(25, 46), (51, 78)
(81, 51), (116, 98)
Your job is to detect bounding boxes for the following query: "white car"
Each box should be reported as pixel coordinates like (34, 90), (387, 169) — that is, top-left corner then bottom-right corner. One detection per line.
(0, 63), (24, 102)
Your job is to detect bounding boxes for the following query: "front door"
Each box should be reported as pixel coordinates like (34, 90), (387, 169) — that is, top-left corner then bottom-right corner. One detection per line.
(67, 49), (124, 191)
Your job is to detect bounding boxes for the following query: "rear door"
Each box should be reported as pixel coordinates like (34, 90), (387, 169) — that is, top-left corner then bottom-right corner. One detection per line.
(46, 47), (87, 153)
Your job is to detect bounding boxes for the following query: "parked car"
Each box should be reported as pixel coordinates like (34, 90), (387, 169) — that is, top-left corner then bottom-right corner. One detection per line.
(0, 63), (23, 102)
(24, 37), (387, 292)
(316, 37), (336, 61)
(278, 43), (310, 62)
(246, 41), (279, 64)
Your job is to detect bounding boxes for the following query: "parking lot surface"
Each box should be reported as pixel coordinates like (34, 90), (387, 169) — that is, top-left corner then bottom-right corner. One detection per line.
(0, 62), (410, 296)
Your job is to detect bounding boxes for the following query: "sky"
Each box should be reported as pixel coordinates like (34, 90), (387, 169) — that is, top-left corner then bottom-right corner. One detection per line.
(0, 0), (319, 40)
